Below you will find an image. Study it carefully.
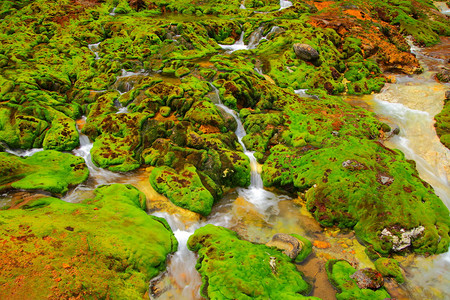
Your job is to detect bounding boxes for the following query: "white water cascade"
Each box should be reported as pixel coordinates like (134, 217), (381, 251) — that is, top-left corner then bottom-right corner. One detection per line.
(62, 118), (126, 202)
(219, 26), (267, 53)
(88, 42), (101, 60)
(5, 147), (44, 157)
(209, 84), (286, 214)
(150, 211), (234, 299)
(279, 0), (293, 10)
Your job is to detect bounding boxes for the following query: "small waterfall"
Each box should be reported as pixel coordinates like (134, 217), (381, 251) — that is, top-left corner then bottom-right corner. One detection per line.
(435, 2), (450, 16)
(209, 84), (283, 214)
(219, 27), (266, 53)
(294, 89), (319, 100)
(88, 42), (101, 60)
(239, 0), (246, 9)
(279, 0), (293, 10)
(63, 117), (125, 202)
(254, 66), (263, 75)
(150, 211), (233, 299)
(219, 31), (247, 53)
(5, 147), (44, 157)
(110, 7), (117, 16)
(247, 26), (264, 49)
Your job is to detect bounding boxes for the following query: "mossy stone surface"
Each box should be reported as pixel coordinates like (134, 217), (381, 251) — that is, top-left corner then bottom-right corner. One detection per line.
(374, 258), (404, 284)
(188, 224), (320, 299)
(150, 164), (216, 216)
(326, 259), (391, 300)
(0, 150), (89, 195)
(0, 184), (177, 299)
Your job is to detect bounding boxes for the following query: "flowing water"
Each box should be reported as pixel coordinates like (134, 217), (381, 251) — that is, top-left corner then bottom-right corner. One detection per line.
(345, 36), (450, 299)
(2, 13), (450, 298)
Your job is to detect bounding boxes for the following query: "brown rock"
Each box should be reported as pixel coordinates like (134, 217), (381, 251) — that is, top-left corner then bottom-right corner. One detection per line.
(350, 268), (384, 290)
(293, 43), (320, 62)
(266, 233), (303, 259)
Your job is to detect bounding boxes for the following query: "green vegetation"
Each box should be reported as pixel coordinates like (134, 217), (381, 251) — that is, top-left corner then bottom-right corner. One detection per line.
(188, 224), (320, 299)
(326, 259), (391, 300)
(0, 184), (177, 299)
(0, 0), (449, 297)
(0, 150), (88, 194)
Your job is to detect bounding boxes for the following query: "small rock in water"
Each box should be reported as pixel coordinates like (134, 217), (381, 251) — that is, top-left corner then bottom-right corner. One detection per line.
(350, 268), (384, 290)
(445, 90), (450, 100)
(293, 43), (320, 63)
(436, 67), (450, 82)
(266, 233), (302, 259)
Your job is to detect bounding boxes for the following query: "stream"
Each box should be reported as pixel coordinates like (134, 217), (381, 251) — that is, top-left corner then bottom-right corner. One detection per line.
(1, 9), (449, 300)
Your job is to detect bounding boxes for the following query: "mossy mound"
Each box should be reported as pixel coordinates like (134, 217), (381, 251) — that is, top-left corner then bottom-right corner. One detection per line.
(326, 259), (391, 300)
(0, 150), (89, 194)
(0, 184), (177, 299)
(374, 258), (404, 284)
(434, 97), (450, 149)
(149, 164), (217, 216)
(187, 224), (320, 299)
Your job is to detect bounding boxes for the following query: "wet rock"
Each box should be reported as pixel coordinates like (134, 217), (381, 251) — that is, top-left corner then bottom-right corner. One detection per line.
(293, 43), (319, 62)
(326, 260), (391, 299)
(445, 90), (450, 100)
(350, 268), (384, 290)
(436, 67), (450, 82)
(266, 233), (303, 259)
(375, 258), (405, 284)
(380, 226), (425, 251)
(265, 26), (285, 39)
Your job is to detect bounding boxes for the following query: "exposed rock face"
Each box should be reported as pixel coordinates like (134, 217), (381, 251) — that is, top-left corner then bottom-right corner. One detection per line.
(293, 43), (320, 62)
(350, 268), (384, 290)
(266, 233), (303, 259)
(380, 226), (425, 251)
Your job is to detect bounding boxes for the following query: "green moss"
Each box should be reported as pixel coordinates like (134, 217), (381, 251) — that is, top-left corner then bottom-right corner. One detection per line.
(435, 98), (450, 149)
(0, 150), (88, 194)
(0, 184), (177, 299)
(188, 224), (320, 299)
(290, 234), (313, 263)
(326, 260), (391, 300)
(374, 258), (404, 284)
(149, 164), (215, 216)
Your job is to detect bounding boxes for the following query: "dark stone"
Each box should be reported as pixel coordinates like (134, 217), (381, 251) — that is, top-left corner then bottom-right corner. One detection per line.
(293, 43), (319, 62)
(350, 268), (384, 290)
(445, 90), (450, 100)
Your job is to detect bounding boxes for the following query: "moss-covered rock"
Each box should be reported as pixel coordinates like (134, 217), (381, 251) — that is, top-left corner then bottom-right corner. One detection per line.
(149, 164), (216, 216)
(0, 184), (177, 299)
(374, 258), (404, 284)
(0, 150), (88, 194)
(434, 96), (450, 149)
(326, 259), (391, 300)
(187, 224), (320, 299)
